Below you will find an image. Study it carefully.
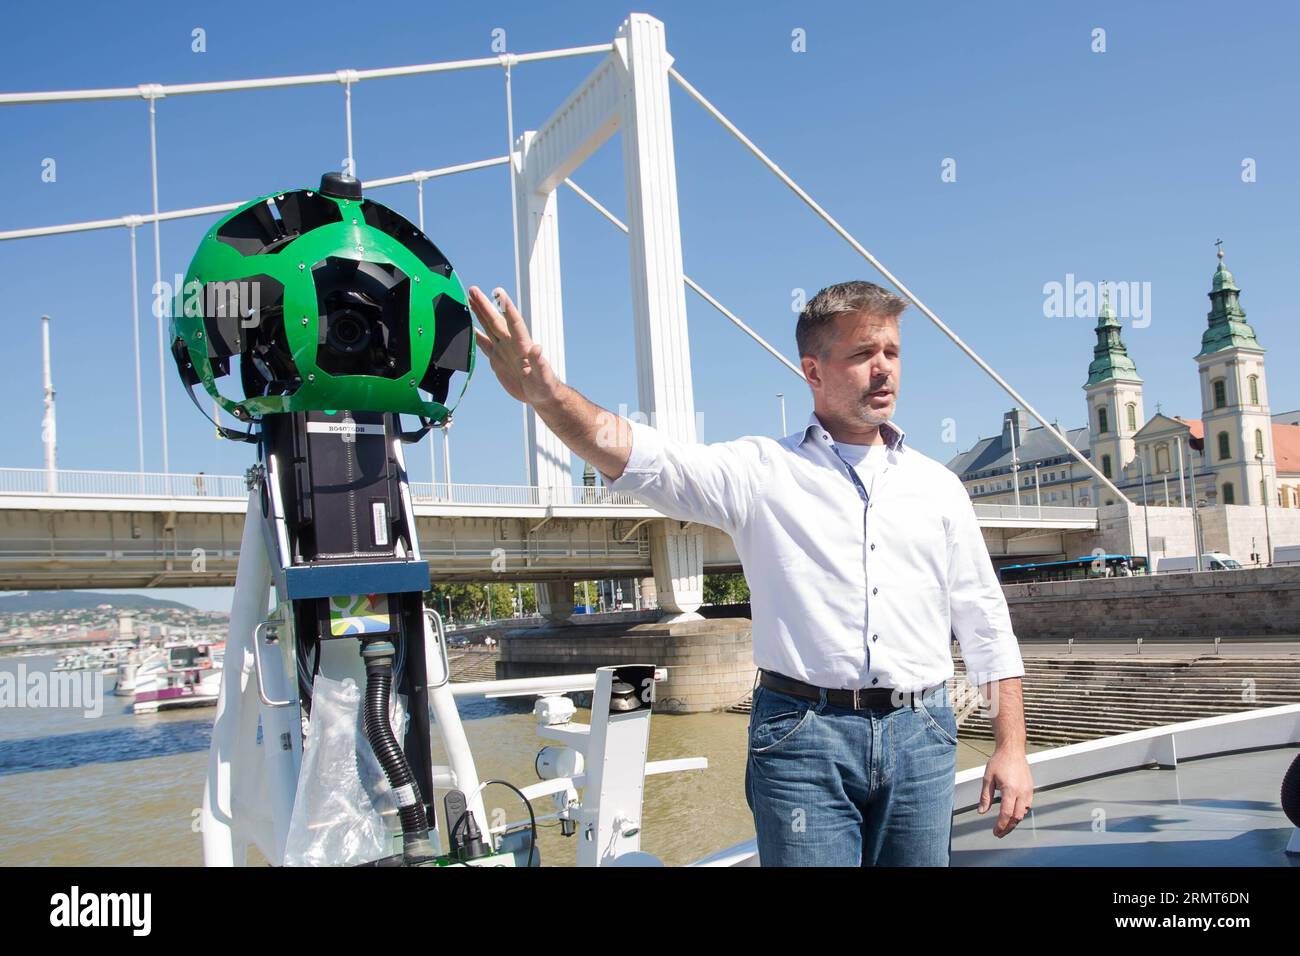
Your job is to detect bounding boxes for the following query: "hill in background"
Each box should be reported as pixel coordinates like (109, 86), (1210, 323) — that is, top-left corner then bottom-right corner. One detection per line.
(0, 591), (194, 613)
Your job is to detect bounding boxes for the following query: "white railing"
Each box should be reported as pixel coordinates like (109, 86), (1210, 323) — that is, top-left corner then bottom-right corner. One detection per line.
(406, 481), (643, 507)
(0, 467), (248, 499)
(0, 468), (1102, 519)
(0, 468), (645, 508)
(972, 502), (1097, 523)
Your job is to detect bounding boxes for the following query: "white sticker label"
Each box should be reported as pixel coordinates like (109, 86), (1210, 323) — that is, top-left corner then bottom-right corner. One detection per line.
(393, 783), (417, 808)
(372, 502), (389, 546)
(306, 421), (385, 437)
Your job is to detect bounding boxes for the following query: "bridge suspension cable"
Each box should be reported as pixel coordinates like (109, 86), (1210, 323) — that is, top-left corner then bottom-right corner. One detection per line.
(2, 39), (1123, 508)
(2, 157), (509, 486)
(0, 157), (510, 242)
(0, 45), (614, 105)
(1, 39), (607, 481)
(667, 66), (1128, 506)
(562, 178), (805, 381)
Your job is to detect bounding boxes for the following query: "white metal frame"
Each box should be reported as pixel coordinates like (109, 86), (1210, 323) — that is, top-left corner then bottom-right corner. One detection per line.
(202, 476), (709, 866)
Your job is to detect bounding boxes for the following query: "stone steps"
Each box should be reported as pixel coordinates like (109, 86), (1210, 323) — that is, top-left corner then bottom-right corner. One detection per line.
(448, 650), (501, 682)
(953, 655), (1300, 743)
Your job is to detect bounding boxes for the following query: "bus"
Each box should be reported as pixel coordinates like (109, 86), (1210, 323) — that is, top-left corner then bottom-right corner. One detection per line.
(998, 554), (1148, 584)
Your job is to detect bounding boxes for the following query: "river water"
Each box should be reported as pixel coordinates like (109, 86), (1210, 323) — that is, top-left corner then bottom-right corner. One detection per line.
(0, 655), (1020, 866)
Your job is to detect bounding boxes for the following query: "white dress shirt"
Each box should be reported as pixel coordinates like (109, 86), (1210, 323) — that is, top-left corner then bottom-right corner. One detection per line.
(605, 412), (1025, 693)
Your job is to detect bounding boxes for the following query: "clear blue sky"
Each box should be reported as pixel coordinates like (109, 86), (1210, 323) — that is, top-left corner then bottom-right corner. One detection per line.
(3, 2), (1298, 608)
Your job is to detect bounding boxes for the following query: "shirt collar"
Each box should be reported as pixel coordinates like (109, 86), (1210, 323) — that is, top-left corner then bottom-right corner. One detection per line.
(799, 412), (907, 453)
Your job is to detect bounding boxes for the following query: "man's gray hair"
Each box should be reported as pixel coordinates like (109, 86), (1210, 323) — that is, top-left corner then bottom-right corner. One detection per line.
(796, 280), (907, 358)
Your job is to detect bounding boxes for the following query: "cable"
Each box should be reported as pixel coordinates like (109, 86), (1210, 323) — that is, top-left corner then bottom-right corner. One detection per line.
(483, 779), (537, 867)
(450, 778), (537, 867)
(145, 90), (169, 474)
(126, 222), (145, 477)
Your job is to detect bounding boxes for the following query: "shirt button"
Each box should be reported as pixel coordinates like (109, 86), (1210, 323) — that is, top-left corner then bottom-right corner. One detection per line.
(872, 587), (878, 595)
(870, 543), (876, 550)
(872, 634), (878, 642)
(871, 678), (879, 685)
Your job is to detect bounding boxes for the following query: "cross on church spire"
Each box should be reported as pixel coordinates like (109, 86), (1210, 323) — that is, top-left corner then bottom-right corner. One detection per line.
(1215, 237), (1224, 260)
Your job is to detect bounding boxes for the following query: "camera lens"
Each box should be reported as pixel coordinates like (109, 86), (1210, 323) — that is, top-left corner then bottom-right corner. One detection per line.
(325, 308), (372, 355)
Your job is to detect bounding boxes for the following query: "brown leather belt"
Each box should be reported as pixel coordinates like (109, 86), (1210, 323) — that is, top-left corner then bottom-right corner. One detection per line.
(759, 669), (941, 711)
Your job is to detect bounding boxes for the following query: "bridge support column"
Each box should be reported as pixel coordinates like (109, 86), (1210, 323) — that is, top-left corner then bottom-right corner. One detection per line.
(537, 579), (576, 624)
(618, 15), (705, 621)
(649, 522), (704, 619)
(513, 129), (572, 498)
(637, 575), (656, 610)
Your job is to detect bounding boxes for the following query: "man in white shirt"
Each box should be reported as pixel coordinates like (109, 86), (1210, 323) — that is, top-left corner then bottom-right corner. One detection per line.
(466, 279), (1033, 866)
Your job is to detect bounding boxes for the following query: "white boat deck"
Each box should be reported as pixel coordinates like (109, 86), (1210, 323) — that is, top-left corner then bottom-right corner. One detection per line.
(953, 745), (1300, 866)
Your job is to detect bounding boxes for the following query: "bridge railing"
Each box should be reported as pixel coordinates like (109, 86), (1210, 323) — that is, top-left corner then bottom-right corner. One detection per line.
(406, 481), (644, 507)
(972, 502), (1096, 523)
(0, 467), (247, 499)
(0, 468), (647, 508)
(0, 468), (1096, 520)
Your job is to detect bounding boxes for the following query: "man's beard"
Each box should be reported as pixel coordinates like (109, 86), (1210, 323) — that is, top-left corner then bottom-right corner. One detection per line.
(853, 388), (895, 425)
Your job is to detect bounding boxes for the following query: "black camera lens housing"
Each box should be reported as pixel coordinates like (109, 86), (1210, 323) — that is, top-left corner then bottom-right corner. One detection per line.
(325, 305), (375, 356)
(311, 258), (413, 380)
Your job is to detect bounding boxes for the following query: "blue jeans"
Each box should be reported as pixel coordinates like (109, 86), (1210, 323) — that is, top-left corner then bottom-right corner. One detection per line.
(744, 682), (959, 866)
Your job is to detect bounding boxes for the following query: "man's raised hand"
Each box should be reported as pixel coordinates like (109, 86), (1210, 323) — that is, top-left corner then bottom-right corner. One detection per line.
(467, 286), (563, 408)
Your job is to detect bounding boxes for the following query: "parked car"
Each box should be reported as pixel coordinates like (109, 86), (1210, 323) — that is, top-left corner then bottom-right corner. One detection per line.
(1156, 552), (1243, 573)
(1272, 544), (1300, 567)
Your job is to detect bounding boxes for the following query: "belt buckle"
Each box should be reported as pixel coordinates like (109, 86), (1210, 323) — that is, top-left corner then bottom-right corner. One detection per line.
(852, 686), (861, 710)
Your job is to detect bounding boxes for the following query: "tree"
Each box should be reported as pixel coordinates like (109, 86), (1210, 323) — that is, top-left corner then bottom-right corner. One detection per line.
(703, 572), (750, 605)
(425, 582), (538, 624)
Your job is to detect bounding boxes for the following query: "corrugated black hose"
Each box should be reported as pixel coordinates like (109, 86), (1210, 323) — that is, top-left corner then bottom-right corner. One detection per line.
(361, 639), (433, 864)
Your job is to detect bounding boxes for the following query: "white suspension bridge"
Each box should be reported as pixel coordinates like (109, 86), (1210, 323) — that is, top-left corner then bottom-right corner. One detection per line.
(1, 12), (1122, 608)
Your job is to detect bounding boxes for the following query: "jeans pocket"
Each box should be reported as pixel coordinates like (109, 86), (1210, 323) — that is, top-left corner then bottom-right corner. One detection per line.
(749, 687), (815, 754)
(917, 702), (959, 747)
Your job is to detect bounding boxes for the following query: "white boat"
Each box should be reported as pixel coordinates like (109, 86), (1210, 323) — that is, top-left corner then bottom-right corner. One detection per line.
(114, 648), (142, 696)
(53, 645), (124, 673)
(132, 640), (224, 715)
(52, 652), (89, 672)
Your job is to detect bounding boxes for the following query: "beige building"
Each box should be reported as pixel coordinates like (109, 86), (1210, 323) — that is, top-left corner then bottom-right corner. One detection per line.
(946, 250), (1300, 564)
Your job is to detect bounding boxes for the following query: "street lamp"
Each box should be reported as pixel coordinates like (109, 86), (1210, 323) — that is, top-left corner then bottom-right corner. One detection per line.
(1138, 452), (1152, 571)
(776, 393), (787, 436)
(442, 419), (453, 499)
(1185, 434), (1204, 572)
(1256, 451), (1273, 566)
(1009, 415), (1021, 510)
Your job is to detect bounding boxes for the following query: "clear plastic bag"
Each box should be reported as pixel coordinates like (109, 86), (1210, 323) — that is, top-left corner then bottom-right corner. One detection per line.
(282, 673), (408, 867)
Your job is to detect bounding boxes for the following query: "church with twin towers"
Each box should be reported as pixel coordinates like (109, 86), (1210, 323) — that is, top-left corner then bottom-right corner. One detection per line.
(946, 246), (1300, 564)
